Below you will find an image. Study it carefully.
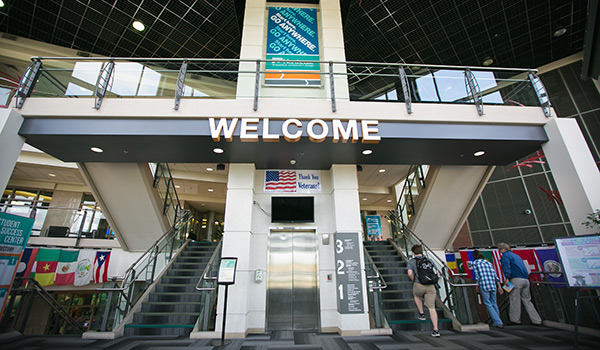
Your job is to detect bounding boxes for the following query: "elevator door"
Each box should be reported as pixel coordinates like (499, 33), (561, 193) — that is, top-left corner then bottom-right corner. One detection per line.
(266, 230), (319, 331)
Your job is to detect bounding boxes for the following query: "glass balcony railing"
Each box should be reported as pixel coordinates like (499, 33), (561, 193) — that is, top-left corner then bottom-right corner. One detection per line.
(14, 57), (551, 117)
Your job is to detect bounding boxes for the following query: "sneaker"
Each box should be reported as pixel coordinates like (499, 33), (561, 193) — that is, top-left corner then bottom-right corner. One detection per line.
(417, 313), (426, 321)
(431, 329), (440, 337)
(491, 324), (504, 329)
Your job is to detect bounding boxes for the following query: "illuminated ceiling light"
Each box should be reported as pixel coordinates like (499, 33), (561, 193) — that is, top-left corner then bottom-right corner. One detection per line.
(132, 20), (145, 32)
(175, 185), (181, 188)
(0, 1), (5, 8)
(290, 159), (296, 165)
(553, 27), (567, 37)
(362, 149), (373, 155)
(474, 150), (486, 157)
(378, 169), (386, 173)
(206, 167), (213, 171)
(362, 198), (368, 201)
(201, 225), (207, 229)
(482, 57), (494, 66)
(208, 188), (214, 192)
(48, 173), (56, 177)
(90, 147), (104, 153)
(213, 148), (224, 154)
(387, 199), (392, 202)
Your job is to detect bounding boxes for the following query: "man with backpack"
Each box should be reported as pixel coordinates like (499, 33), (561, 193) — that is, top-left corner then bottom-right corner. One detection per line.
(407, 244), (440, 337)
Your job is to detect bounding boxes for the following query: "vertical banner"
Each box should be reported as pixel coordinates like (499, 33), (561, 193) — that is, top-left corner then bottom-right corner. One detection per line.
(266, 6), (320, 86)
(334, 232), (365, 313)
(365, 215), (382, 238)
(0, 212), (34, 317)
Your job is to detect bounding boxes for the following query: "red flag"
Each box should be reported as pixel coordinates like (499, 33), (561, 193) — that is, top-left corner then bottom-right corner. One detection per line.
(512, 248), (541, 282)
(93, 251), (111, 283)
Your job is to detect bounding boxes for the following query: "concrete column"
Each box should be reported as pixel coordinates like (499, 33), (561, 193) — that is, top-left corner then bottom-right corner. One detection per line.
(216, 163), (255, 338)
(330, 164), (370, 335)
(207, 210), (215, 241)
(542, 118), (600, 234)
(0, 109), (25, 193)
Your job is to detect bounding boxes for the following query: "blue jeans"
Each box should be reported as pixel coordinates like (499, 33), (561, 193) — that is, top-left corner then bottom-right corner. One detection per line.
(481, 289), (503, 326)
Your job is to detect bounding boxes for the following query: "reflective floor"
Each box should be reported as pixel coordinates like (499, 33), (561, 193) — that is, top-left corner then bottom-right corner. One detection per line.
(2, 325), (600, 350)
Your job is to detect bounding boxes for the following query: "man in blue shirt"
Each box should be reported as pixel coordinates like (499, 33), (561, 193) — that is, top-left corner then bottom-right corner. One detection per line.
(472, 250), (504, 328)
(498, 243), (542, 326)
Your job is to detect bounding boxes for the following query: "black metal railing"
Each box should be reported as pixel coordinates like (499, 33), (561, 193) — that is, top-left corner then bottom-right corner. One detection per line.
(363, 246), (388, 328)
(195, 240), (223, 331)
(13, 57), (552, 117)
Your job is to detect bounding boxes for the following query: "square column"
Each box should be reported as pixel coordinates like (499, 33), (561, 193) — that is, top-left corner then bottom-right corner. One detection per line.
(0, 109), (25, 193)
(216, 163), (256, 338)
(542, 118), (600, 234)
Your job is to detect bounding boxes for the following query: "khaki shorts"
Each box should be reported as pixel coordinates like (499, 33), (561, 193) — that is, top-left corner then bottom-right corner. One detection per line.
(413, 282), (436, 309)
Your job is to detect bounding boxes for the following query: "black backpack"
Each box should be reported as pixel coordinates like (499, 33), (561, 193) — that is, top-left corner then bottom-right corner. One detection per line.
(415, 256), (439, 285)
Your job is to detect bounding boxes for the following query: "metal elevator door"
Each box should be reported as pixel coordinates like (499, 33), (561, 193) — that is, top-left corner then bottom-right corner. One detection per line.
(266, 230), (319, 331)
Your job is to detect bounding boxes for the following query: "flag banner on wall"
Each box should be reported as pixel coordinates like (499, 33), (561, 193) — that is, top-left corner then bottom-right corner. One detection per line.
(93, 251), (111, 283)
(15, 247), (39, 283)
(534, 247), (565, 287)
(445, 253), (458, 273)
(33, 248), (61, 286)
(265, 170), (321, 193)
(55, 249), (79, 285)
(74, 249), (95, 286)
(265, 6), (321, 86)
(512, 249), (542, 282)
(459, 249), (505, 283)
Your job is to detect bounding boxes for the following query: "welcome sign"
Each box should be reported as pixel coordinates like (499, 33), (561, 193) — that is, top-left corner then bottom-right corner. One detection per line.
(266, 6), (320, 86)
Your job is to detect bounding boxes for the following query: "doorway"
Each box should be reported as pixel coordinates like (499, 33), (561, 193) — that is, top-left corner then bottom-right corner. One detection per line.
(266, 229), (320, 331)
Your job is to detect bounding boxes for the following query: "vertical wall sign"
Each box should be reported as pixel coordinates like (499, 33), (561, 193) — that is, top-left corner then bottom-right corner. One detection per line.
(0, 212), (34, 316)
(365, 215), (382, 238)
(334, 232), (365, 313)
(266, 6), (320, 86)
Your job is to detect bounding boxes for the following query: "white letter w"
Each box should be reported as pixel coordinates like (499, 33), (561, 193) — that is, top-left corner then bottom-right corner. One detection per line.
(209, 118), (238, 142)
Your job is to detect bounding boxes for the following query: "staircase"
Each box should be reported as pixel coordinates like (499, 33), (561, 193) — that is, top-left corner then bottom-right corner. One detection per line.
(364, 240), (452, 331)
(124, 241), (218, 336)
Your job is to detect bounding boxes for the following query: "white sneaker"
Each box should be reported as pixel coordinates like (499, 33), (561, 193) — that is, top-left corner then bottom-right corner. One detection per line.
(417, 313), (426, 321)
(431, 329), (440, 337)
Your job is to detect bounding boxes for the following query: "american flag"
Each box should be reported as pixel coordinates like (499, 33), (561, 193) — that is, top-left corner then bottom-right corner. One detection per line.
(265, 170), (297, 192)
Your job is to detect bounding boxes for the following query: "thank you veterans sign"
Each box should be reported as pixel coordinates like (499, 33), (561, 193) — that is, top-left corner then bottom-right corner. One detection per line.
(265, 170), (321, 193)
(0, 212), (34, 316)
(266, 6), (320, 86)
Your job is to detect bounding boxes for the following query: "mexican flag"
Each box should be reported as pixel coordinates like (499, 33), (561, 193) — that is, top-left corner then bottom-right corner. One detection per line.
(55, 249), (79, 285)
(33, 248), (61, 286)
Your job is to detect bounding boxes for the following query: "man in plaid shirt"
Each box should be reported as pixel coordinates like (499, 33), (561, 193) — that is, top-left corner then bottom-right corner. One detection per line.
(472, 250), (504, 328)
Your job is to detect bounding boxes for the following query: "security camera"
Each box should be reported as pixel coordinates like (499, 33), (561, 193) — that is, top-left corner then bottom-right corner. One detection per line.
(524, 209), (532, 215)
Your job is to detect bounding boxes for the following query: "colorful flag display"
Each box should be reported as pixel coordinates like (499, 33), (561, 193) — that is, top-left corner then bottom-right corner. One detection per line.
(55, 249), (79, 285)
(93, 251), (111, 283)
(74, 249), (95, 286)
(33, 248), (61, 286)
(15, 247), (39, 282)
(534, 247), (565, 286)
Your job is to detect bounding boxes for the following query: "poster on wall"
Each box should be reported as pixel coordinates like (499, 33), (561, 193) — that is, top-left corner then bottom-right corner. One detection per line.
(0, 212), (34, 316)
(265, 6), (321, 86)
(265, 170), (321, 193)
(365, 215), (382, 239)
(334, 232), (365, 314)
(555, 235), (600, 288)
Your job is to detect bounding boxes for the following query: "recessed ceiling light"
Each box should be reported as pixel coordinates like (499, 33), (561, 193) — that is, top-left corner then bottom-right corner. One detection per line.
(213, 148), (224, 154)
(0, 1), (5, 8)
(290, 159), (296, 165)
(132, 20), (145, 31)
(91, 147), (104, 153)
(553, 27), (567, 37)
(482, 57), (494, 66)
(474, 150), (486, 157)
(362, 149), (373, 155)
(362, 198), (367, 201)
(208, 188), (214, 192)
(175, 185), (181, 189)
(206, 167), (213, 171)
(378, 169), (386, 173)
(387, 199), (392, 202)
(48, 173), (56, 177)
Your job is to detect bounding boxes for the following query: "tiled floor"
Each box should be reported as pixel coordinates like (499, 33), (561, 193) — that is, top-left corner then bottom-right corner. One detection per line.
(2, 325), (599, 350)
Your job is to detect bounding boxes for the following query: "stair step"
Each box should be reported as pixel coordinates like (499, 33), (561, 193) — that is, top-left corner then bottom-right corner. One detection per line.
(135, 312), (199, 316)
(388, 318), (453, 324)
(125, 323), (195, 328)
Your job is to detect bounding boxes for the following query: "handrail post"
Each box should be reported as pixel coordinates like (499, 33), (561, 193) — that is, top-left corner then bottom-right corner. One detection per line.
(329, 61), (337, 112)
(399, 66), (412, 114)
(15, 59), (42, 108)
(464, 68), (483, 116)
(174, 59), (188, 110)
(94, 59), (115, 110)
(253, 59), (260, 111)
(528, 71), (552, 117)
(75, 209), (88, 247)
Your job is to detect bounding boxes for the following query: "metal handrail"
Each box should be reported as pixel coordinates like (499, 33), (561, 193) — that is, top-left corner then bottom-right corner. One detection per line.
(363, 246), (387, 290)
(195, 240), (223, 291)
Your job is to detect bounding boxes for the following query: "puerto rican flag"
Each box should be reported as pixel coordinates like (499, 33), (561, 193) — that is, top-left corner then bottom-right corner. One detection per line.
(265, 170), (297, 192)
(93, 251), (111, 283)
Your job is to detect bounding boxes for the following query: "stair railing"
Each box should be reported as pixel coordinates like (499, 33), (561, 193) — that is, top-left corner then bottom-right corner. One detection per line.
(393, 165), (428, 233)
(386, 218), (480, 326)
(363, 246), (388, 328)
(2, 277), (85, 334)
(90, 209), (192, 332)
(153, 163), (183, 226)
(195, 239), (223, 331)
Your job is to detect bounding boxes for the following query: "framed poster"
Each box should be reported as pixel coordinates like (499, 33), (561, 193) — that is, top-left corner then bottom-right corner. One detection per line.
(217, 257), (238, 285)
(554, 235), (600, 288)
(265, 6), (321, 86)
